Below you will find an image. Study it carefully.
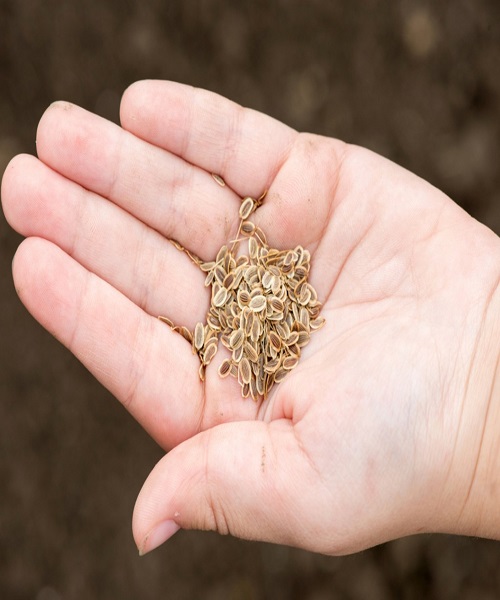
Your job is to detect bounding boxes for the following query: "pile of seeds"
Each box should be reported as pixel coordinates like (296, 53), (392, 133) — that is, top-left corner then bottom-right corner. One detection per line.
(160, 192), (324, 401)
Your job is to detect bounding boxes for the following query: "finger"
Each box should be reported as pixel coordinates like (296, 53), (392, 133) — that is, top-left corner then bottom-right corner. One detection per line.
(35, 101), (241, 260)
(120, 81), (345, 260)
(120, 80), (297, 199)
(133, 420), (331, 555)
(13, 237), (203, 448)
(2, 154), (208, 329)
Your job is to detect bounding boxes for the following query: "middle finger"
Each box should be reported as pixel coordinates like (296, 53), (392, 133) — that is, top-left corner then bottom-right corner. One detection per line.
(35, 101), (243, 260)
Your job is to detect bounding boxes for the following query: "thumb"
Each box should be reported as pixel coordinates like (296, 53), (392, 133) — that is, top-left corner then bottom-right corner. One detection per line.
(134, 419), (318, 555)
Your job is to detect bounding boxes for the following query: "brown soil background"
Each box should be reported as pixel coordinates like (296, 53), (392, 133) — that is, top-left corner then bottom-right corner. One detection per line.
(1, 1), (500, 599)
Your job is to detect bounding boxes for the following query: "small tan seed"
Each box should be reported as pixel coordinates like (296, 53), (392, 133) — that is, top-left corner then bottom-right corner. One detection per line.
(194, 322), (205, 350)
(244, 341), (259, 363)
(229, 328), (245, 350)
(310, 316), (326, 330)
(158, 315), (174, 328)
(212, 173), (226, 186)
(203, 341), (218, 365)
(213, 286), (228, 308)
(282, 356), (298, 370)
(274, 367), (288, 383)
(239, 197), (255, 220)
(241, 220), (256, 235)
(268, 330), (282, 352)
(249, 295), (266, 313)
(218, 358), (232, 378)
(239, 357), (252, 385)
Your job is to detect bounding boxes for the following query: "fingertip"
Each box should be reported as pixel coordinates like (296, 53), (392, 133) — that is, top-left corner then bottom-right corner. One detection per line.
(137, 520), (181, 556)
(120, 79), (158, 126)
(1, 154), (44, 229)
(36, 101), (76, 146)
(12, 237), (51, 291)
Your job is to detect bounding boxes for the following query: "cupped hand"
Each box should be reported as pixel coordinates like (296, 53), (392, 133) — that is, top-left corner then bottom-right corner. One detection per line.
(2, 81), (499, 555)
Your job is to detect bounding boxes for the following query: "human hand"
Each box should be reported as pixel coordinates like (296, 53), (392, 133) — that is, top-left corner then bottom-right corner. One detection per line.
(2, 81), (499, 555)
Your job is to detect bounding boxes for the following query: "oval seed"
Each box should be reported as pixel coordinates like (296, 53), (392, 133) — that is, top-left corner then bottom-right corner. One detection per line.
(261, 270), (273, 289)
(207, 313), (221, 331)
(310, 316), (326, 330)
(204, 270), (215, 287)
(250, 318), (261, 342)
(239, 357), (252, 385)
(214, 265), (226, 285)
(218, 358), (232, 378)
(282, 356), (298, 370)
(276, 322), (290, 339)
(249, 295), (266, 313)
(249, 377), (258, 401)
(268, 330), (282, 352)
(233, 344), (244, 363)
(244, 310), (254, 335)
(299, 307), (310, 328)
(229, 328), (245, 350)
(299, 286), (312, 306)
(180, 326), (194, 343)
(203, 340), (218, 365)
(212, 173), (225, 186)
(241, 220), (255, 235)
(229, 362), (239, 378)
(271, 276), (281, 295)
(269, 296), (284, 313)
(254, 226), (267, 246)
(236, 255), (249, 267)
(158, 315), (175, 328)
(248, 237), (259, 260)
(194, 322), (205, 350)
(213, 286), (228, 307)
(297, 330), (310, 347)
(237, 289), (251, 308)
(239, 196), (255, 220)
(244, 341), (259, 363)
(256, 372), (265, 396)
(274, 367), (288, 383)
(263, 357), (281, 373)
(223, 271), (235, 289)
(200, 261), (216, 272)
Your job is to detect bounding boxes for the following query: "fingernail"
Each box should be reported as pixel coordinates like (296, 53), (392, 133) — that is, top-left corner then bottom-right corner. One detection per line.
(139, 520), (180, 556)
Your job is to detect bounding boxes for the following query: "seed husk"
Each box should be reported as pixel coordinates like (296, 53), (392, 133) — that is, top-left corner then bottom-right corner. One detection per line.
(194, 322), (205, 350)
(218, 358), (232, 378)
(239, 197), (255, 220)
(213, 286), (228, 308)
(212, 173), (226, 186)
(241, 220), (255, 235)
(229, 328), (245, 350)
(249, 295), (266, 313)
(203, 340), (218, 365)
(239, 357), (252, 385)
(158, 315), (174, 328)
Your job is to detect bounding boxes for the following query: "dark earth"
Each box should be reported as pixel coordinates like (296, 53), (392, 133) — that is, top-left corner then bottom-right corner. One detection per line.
(1, 1), (500, 598)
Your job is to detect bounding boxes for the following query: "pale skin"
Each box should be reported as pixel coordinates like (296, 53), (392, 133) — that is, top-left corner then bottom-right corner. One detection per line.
(2, 80), (499, 556)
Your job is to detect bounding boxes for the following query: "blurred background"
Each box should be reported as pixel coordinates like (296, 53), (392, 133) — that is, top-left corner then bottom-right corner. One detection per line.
(1, 1), (500, 598)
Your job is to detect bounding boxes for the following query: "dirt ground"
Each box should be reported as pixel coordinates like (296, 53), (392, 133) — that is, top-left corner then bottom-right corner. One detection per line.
(1, 1), (500, 598)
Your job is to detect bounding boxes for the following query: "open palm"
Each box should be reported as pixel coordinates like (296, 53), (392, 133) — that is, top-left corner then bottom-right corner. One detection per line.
(2, 81), (499, 555)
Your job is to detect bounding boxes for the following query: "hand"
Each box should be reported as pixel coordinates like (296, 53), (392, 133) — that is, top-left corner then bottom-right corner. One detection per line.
(2, 81), (499, 556)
